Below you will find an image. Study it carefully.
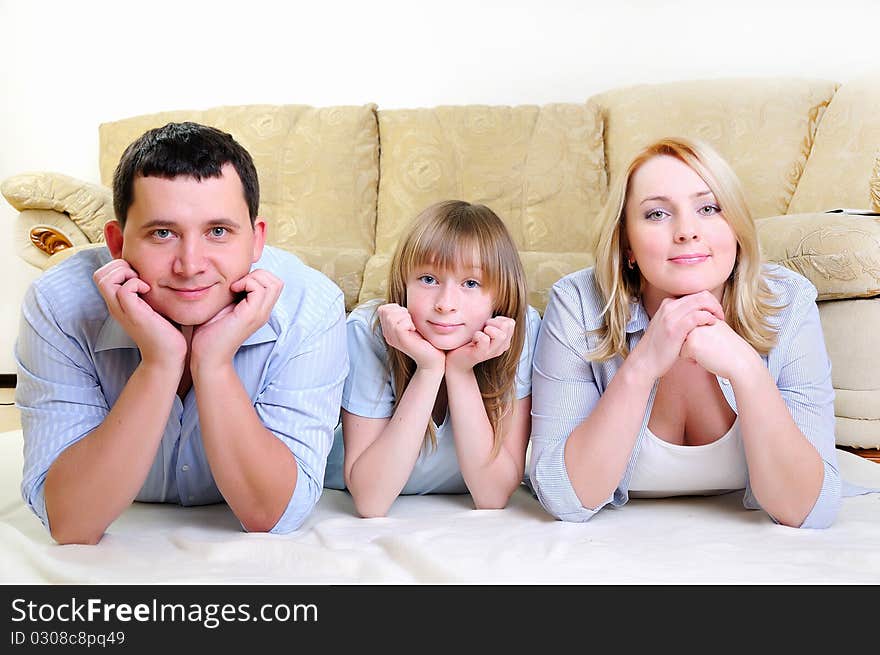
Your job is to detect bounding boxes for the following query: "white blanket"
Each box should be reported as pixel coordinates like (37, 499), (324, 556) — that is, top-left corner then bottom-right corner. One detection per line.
(1, 429), (879, 584)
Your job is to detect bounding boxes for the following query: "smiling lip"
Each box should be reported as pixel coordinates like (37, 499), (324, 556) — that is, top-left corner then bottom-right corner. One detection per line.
(168, 284), (215, 299)
(669, 254), (710, 264)
(427, 321), (464, 333)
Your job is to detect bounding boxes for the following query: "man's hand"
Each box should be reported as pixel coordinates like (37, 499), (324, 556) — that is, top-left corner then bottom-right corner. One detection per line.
(446, 316), (516, 372)
(376, 303), (446, 372)
(93, 259), (187, 370)
(190, 269), (284, 371)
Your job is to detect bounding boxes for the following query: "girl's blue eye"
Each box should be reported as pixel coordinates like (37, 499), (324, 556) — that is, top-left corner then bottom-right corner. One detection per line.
(464, 279), (481, 289)
(419, 275), (437, 285)
(698, 204), (720, 216)
(210, 227), (227, 237)
(645, 209), (667, 221)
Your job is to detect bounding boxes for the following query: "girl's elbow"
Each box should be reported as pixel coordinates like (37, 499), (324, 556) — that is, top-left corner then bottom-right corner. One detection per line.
(351, 491), (392, 519)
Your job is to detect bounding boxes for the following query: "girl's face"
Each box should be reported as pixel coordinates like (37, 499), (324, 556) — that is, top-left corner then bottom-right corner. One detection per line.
(623, 155), (738, 314)
(405, 261), (495, 351)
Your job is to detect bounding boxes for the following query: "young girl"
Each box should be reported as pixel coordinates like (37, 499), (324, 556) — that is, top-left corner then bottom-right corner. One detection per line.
(529, 136), (873, 529)
(324, 200), (541, 517)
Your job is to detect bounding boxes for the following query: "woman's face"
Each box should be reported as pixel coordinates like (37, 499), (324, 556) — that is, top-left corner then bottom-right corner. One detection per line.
(623, 155), (738, 314)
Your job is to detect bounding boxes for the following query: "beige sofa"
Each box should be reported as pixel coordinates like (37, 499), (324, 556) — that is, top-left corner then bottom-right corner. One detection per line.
(4, 76), (880, 449)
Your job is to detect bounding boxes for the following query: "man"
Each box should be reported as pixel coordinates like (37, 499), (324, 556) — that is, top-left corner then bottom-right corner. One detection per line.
(15, 122), (348, 544)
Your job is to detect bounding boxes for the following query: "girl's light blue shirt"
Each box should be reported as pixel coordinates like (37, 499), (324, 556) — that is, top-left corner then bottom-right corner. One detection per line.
(324, 300), (541, 494)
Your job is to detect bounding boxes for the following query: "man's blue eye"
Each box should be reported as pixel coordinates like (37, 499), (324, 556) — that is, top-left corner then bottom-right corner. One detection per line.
(211, 227), (227, 237)
(155, 229), (172, 239)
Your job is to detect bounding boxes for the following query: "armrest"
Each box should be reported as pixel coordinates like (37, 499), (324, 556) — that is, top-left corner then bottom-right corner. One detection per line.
(2, 172), (112, 269)
(757, 211), (880, 300)
(871, 152), (879, 212)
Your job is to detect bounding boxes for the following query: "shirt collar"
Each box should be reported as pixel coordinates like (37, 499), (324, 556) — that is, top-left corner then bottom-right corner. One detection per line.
(625, 301), (650, 333)
(94, 314), (279, 352)
(95, 316), (137, 352)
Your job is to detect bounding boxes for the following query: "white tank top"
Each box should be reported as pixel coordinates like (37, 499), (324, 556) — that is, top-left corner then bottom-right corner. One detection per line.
(628, 418), (748, 498)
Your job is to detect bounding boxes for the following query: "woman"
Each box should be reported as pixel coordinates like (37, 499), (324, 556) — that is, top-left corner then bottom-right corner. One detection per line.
(528, 137), (842, 528)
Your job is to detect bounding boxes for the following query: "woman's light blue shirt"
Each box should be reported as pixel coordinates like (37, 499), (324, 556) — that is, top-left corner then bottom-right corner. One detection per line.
(528, 264), (843, 529)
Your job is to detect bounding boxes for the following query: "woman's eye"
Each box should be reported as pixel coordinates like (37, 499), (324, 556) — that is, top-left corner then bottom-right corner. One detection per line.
(699, 204), (720, 216)
(463, 279), (481, 289)
(419, 275), (437, 285)
(645, 209), (667, 221)
(210, 227), (227, 237)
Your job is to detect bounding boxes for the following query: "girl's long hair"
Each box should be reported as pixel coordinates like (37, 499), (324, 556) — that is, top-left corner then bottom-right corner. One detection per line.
(591, 137), (782, 361)
(382, 200), (528, 457)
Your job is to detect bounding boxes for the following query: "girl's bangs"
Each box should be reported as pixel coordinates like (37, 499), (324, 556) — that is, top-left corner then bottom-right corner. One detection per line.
(407, 223), (500, 290)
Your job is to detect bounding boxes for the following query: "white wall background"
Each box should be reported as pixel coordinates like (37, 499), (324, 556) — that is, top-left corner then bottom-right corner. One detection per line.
(2, 0), (879, 373)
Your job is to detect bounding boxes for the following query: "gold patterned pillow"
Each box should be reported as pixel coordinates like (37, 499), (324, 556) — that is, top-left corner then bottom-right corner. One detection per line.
(757, 212), (880, 300)
(871, 152), (880, 212)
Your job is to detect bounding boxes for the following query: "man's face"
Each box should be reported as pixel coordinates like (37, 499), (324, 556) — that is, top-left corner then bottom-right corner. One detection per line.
(106, 164), (266, 326)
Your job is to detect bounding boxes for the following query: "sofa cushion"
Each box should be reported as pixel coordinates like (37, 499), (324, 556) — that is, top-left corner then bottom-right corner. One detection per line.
(591, 78), (838, 219)
(375, 104), (606, 257)
(98, 104), (380, 256)
(818, 298), (880, 448)
(756, 212), (880, 300)
(788, 74), (880, 214)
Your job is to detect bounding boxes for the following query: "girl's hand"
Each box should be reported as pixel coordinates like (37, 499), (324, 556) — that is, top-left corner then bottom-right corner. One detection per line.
(679, 320), (762, 382)
(446, 316), (515, 372)
(629, 290), (725, 380)
(377, 303), (446, 372)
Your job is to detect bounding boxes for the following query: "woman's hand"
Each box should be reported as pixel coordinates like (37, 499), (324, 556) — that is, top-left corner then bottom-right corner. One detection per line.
(377, 303), (446, 372)
(679, 319), (762, 382)
(629, 290), (725, 380)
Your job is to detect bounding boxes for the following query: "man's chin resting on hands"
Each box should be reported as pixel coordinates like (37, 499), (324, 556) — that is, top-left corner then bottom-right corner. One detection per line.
(15, 122), (348, 544)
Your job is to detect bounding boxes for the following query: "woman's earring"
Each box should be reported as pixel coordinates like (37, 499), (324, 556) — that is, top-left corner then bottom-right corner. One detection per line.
(627, 257), (635, 270)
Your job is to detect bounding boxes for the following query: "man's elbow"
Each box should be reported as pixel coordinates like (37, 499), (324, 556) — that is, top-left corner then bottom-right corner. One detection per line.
(49, 520), (104, 545)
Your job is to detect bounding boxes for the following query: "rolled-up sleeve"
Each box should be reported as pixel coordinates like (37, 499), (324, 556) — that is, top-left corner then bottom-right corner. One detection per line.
(257, 292), (349, 534)
(15, 285), (110, 530)
(769, 285), (841, 529)
(529, 285), (611, 522)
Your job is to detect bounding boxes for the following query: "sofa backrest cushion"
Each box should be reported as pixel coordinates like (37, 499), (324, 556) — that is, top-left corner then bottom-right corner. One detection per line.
(367, 103), (606, 311)
(591, 78), (839, 220)
(788, 75), (880, 214)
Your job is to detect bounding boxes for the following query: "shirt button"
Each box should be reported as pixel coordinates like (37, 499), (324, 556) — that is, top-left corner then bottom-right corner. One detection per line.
(721, 378), (730, 386)
(181, 464), (190, 472)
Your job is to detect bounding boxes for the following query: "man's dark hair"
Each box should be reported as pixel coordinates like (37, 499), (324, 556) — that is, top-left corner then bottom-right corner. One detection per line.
(112, 121), (260, 228)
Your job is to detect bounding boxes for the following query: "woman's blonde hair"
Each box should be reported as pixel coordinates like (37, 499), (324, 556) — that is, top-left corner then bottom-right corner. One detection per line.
(382, 200), (528, 457)
(591, 137), (782, 361)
